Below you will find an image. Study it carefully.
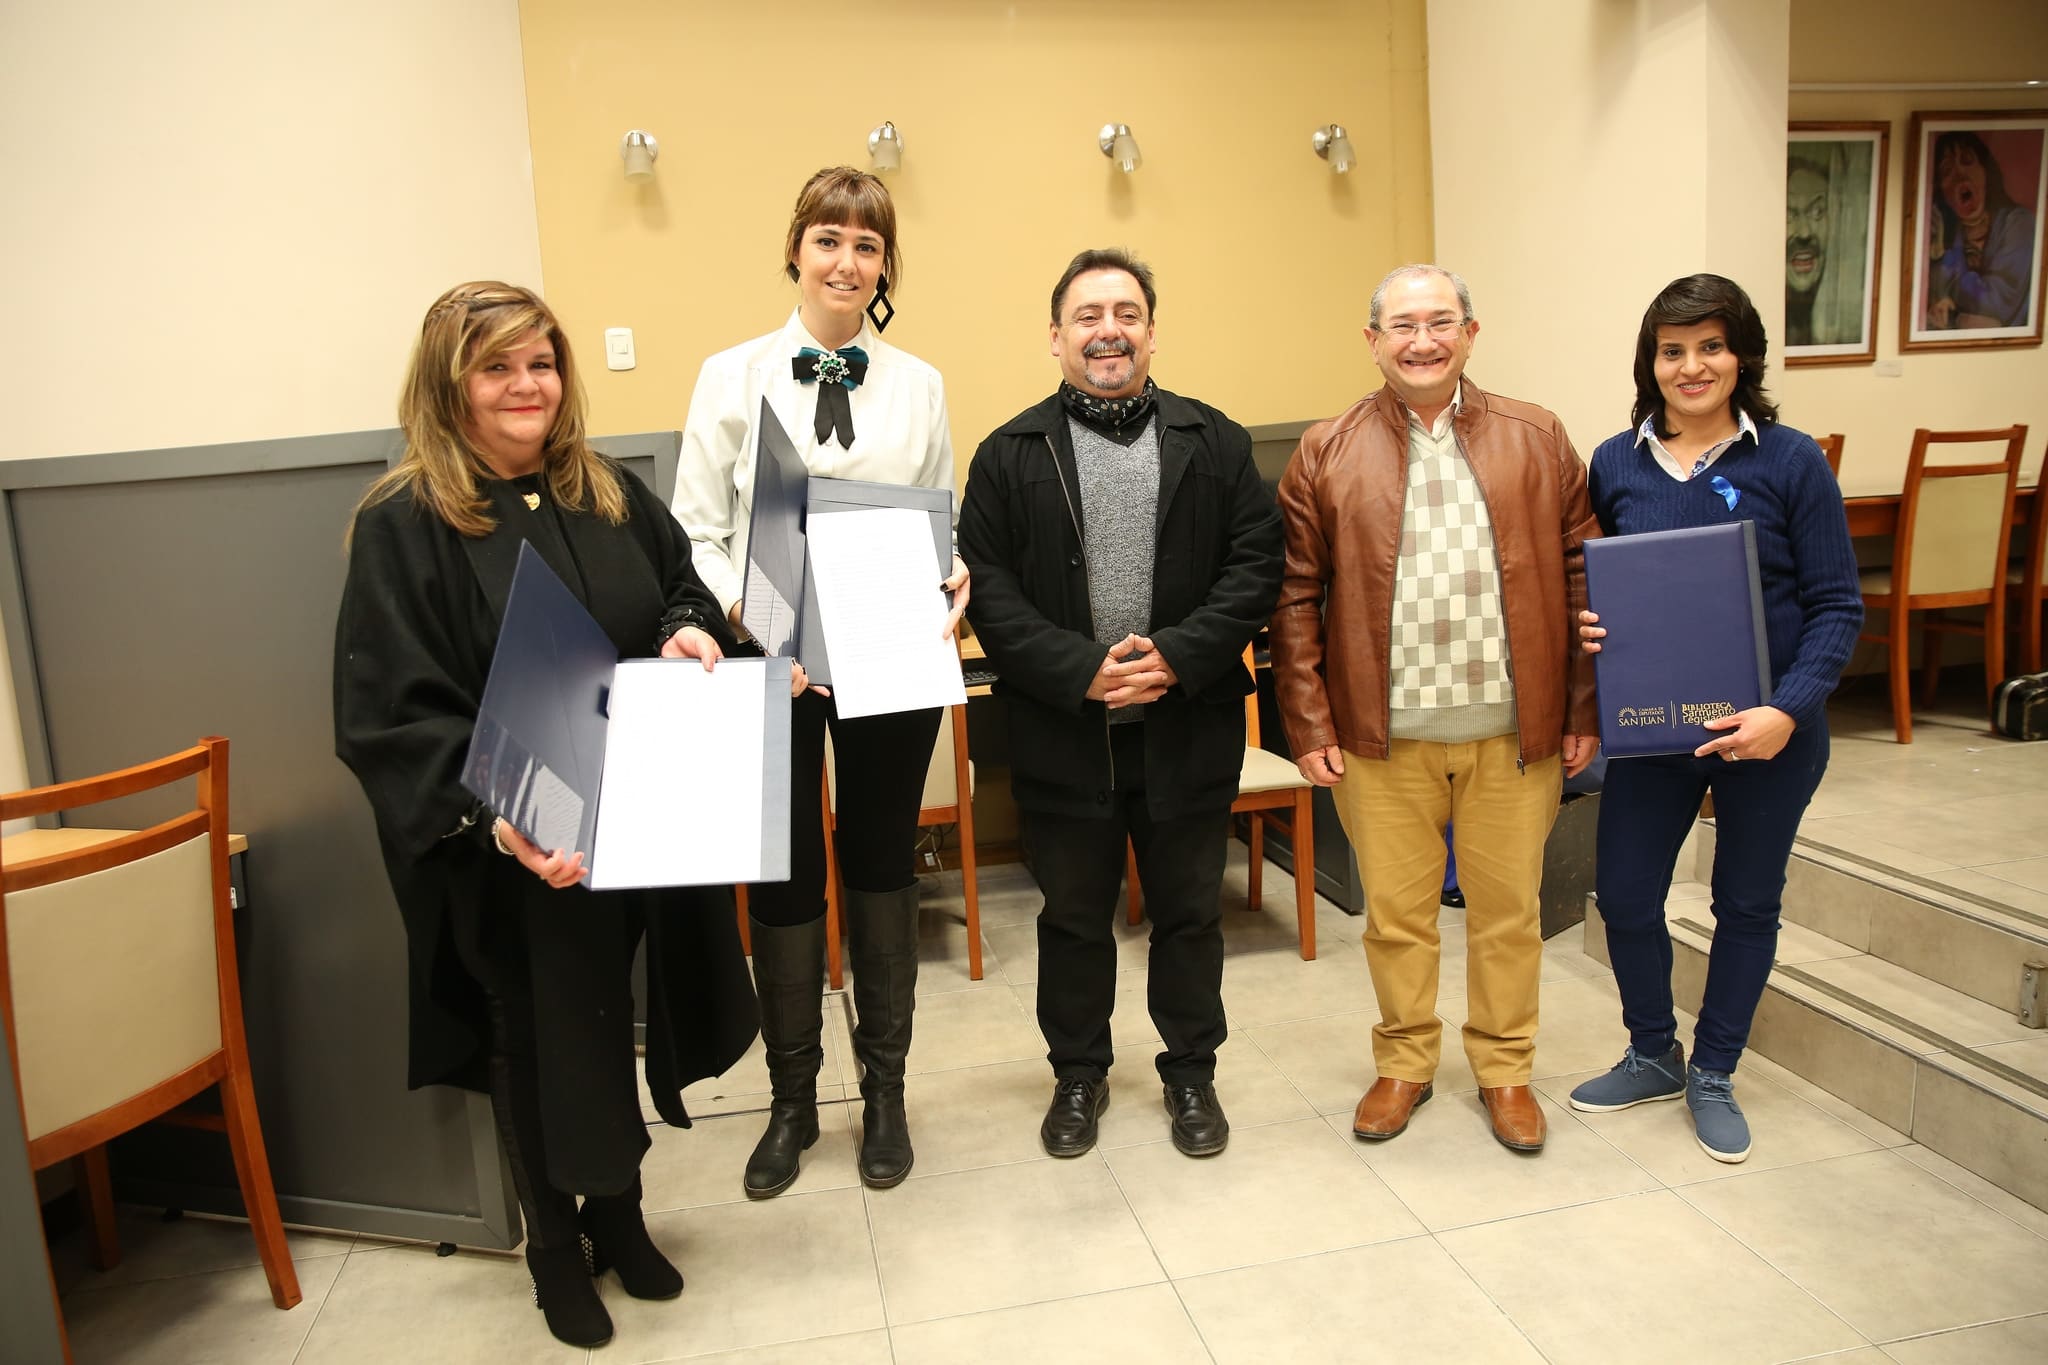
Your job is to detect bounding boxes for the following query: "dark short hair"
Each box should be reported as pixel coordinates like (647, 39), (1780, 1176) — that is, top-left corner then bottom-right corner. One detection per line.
(1632, 273), (1779, 437)
(1050, 248), (1157, 323)
(783, 166), (901, 290)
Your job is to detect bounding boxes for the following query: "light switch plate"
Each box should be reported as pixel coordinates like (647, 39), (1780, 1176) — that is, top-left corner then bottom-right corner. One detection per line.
(604, 327), (636, 372)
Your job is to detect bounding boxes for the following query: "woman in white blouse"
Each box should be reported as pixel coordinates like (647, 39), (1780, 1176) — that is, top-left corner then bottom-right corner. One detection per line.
(672, 166), (965, 1200)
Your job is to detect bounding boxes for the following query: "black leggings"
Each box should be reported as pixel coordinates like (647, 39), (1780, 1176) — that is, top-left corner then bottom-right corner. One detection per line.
(746, 691), (943, 927)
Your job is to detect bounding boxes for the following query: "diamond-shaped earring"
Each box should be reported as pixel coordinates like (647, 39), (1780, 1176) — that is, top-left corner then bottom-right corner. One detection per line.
(866, 281), (894, 332)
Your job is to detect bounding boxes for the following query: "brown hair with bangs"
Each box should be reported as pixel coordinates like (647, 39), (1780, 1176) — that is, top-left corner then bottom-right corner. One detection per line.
(347, 281), (624, 544)
(783, 166), (901, 291)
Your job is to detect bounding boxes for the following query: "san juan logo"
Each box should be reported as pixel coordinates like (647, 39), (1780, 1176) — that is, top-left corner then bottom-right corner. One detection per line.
(1614, 704), (1669, 728)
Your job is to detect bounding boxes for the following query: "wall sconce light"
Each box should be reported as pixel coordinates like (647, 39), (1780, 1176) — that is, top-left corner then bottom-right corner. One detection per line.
(1311, 124), (1356, 174)
(620, 130), (659, 181)
(1099, 123), (1142, 174)
(868, 120), (904, 172)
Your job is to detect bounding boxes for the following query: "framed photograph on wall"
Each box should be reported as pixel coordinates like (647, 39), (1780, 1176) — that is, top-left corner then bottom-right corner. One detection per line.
(1786, 123), (1888, 366)
(1901, 109), (2048, 352)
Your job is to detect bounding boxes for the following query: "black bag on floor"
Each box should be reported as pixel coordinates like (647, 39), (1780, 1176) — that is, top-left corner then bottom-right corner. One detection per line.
(1991, 672), (2048, 740)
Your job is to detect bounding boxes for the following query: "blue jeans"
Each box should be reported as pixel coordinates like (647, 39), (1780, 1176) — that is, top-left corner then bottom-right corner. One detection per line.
(1595, 719), (1829, 1074)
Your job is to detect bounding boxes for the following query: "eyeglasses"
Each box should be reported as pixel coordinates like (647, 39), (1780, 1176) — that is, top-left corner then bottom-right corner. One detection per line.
(1376, 318), (1468, 341)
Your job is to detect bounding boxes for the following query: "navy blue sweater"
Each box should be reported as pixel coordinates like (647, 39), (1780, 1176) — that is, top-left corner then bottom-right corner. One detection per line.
(1587, 421), (1862, 728)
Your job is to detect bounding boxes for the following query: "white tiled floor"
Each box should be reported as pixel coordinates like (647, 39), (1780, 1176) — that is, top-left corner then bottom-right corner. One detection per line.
(46, 689), (2048, 1363)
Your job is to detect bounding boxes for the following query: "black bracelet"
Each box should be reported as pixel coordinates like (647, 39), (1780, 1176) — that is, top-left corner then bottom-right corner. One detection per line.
(654, 606), (709, 653)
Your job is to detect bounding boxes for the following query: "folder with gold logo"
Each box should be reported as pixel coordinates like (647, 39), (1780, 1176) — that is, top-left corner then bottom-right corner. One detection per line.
(1583, 521), (1771, 758)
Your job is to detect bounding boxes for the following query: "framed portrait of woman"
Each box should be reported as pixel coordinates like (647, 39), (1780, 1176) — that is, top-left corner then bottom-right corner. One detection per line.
(1786, 123), (1888, 366)
(1900, 109), (2048, 352)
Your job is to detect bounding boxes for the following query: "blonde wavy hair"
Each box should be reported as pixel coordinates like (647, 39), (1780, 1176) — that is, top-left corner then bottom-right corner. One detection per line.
(349, 281), (623, 542)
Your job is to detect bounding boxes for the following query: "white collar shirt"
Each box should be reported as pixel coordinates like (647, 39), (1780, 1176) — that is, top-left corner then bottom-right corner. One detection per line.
(670, 309), (954, 615)
(1634, 409), (1759, 482)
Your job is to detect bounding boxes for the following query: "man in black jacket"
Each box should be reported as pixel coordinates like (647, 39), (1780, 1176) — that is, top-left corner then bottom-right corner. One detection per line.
(958, 249), (1283, 1158)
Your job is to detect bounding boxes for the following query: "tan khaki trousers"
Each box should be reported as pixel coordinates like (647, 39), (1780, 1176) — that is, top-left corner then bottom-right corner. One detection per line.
(1331, 736), (1561, 1087)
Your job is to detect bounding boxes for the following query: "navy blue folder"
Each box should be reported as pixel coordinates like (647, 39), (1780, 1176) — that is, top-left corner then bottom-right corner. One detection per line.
(461, 542), (794, 886)
(462, 542), (616, 864)
(1582, 521), (1771, 758)
(795, 476), (953, 688)
(740, 398), (808, 656)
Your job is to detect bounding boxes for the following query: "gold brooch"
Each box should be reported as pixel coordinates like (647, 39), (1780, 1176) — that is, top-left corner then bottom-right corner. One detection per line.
(523, 492), (541, 511)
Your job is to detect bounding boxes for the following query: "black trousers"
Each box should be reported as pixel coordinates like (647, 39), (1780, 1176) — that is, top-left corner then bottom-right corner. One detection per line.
(748, 690), (943, 927)
(455, 869), (647, 1201)
(1023, 722), (1230, 1085)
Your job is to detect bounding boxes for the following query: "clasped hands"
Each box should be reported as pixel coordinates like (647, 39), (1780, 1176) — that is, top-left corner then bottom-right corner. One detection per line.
(1088, 633), (1176, 709)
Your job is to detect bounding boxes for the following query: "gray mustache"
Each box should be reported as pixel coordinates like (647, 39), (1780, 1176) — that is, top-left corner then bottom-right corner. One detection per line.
(1084, 339), (1135, 359)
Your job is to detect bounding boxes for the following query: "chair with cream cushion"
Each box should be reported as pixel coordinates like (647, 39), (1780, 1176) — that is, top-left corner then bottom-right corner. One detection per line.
(1126, 645), (1318, 960)
(1858, 425), (2027, 742)
(2010, 446), (2047, 675)
(1, 737), (300, 1357)
(821, 692), (980, 988)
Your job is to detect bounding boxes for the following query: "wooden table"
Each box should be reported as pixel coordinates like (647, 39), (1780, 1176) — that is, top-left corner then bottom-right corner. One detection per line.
(1844, 484), (2037, 539)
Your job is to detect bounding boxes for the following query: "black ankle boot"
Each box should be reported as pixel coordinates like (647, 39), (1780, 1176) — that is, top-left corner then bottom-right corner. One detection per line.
(849, 884), (920, 1189)
(580, 1178), (683, 1300)
(745, 915), (827, 1199)
(527, 1240), (611, 1348)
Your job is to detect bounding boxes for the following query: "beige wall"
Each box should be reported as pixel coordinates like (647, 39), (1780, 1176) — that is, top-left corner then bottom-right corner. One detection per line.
(1784, 1), (2048, 494)
(1427, 0), (1790, 457)
(0, 1), (544, 791)
(517, 0), (1433, 482)
(1, 1), (545, 463)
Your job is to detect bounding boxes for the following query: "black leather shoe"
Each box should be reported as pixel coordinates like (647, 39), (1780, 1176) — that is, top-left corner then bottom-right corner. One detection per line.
(1164, 1083), (1229, 1157)
(1040, 1076), (1109, 1157)
(744, 1101), (820, 1199)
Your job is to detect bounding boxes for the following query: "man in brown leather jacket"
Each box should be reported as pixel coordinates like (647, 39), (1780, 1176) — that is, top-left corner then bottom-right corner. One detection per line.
(1268, 264), (1599, 1154)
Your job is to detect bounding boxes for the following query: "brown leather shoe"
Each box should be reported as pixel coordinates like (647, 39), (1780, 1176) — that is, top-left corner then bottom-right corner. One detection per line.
(1352, 1078), (1433, 1140)
(1480, 1084), (1546, 1152)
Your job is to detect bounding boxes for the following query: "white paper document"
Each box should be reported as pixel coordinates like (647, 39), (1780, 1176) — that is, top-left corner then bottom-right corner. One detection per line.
(803, 507), (967, 719)
(589, 657), (791, 889)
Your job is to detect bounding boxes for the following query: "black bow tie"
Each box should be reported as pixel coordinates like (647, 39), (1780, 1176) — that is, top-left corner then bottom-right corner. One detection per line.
(794, 346), (869, 447)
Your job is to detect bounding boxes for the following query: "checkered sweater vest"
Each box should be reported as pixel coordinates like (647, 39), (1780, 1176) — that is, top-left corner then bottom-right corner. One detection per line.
(1388, 418), (1517, 742)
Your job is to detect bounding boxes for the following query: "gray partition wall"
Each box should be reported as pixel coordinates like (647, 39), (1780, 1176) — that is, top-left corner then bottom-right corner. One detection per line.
(0, 431), (674, 1250)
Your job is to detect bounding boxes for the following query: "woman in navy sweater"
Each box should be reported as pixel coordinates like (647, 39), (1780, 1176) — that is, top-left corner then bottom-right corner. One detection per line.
(1568, 274), (1861, 1162)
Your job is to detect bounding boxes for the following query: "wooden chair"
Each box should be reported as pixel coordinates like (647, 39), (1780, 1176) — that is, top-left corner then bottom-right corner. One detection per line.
(823, 684), (981, 986)
(1127, 645), (1317, 960)
(1858, 426), (2027, 742)
(1, 737), (301, 1357)
(739, 657), (983, 989)
(2012, 456), (2048, 675)
(1816, 433), (1844, 480)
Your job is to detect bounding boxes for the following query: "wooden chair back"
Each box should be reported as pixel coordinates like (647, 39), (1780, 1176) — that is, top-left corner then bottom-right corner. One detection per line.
(1816, 433), (1844, 479)
(816, 637), (982, 985)
(0, 738), (301, 1353)
(2019, 443), (2048, 673)
(1893, 426), (2026, 604)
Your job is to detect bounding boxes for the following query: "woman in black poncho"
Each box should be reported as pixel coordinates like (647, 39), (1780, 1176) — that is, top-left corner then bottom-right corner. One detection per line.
(334, 281), (759, 1348)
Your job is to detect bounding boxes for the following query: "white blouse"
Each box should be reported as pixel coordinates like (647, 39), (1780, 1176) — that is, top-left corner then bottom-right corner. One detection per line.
(671, 309), (954, 615)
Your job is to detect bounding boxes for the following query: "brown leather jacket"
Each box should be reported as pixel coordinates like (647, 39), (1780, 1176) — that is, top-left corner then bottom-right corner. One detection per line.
(1269, 381), (1599, 765)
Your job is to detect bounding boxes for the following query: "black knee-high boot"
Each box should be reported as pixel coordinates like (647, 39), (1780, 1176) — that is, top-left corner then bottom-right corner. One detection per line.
(849, 883), (920, 1188)
(579, 1174), (682, 1300)
(488, 1025), (611, 1349)
(744, 914), (827, 1199)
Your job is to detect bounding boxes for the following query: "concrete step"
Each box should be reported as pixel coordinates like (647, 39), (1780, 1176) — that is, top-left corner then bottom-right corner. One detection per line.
(1583, 877), (2048, 1214)
(1693, 821), (2048, 1024)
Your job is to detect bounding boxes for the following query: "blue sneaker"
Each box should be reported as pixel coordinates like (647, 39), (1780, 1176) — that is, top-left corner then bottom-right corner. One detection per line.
(1687, 1065), (1751, 1163)
(1568, 1043), (1686, 1112)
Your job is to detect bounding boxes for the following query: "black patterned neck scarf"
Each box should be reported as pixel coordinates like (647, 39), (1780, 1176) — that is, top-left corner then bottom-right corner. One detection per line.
(1060, 379), (1157, 447)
